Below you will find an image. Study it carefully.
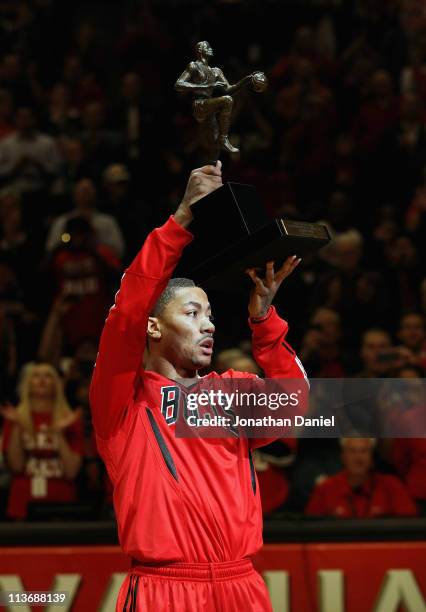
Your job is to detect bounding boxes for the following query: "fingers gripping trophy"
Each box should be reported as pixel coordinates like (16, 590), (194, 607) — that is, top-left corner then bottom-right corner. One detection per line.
(175, 41), (267, 161)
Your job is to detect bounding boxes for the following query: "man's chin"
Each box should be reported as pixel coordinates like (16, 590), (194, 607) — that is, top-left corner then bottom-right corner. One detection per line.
(194, 355), (212, 369)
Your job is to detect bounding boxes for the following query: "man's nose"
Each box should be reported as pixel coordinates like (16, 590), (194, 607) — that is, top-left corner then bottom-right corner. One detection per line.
(201, 317), (215, 334)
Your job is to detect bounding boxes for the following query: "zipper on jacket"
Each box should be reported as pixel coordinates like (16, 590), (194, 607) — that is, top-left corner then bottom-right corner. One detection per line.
(146, 408), (179, 481)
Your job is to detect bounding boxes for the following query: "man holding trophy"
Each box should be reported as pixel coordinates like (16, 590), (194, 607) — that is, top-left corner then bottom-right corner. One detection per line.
(90, 41), (317, 611)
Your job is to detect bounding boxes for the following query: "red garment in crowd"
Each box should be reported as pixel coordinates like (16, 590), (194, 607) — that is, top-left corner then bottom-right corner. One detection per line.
(255, 438), (297, 514)
(392, 437), (426, 501)
(353, 101), (399, 154)
(257, 465), (289, 515)
(305, 470), (418, 518)
(50, 244), (120, 348)
(2, 412), (84, 519)
(90, 216), (307, 610)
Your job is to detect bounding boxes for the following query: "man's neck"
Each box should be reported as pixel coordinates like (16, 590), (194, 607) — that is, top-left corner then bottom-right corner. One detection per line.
(145, 355), (198, 382)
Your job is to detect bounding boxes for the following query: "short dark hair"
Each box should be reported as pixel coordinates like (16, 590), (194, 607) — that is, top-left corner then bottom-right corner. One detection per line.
(151, 278), (196, 316)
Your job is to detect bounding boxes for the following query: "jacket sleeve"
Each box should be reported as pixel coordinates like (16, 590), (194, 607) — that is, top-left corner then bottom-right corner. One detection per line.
(247, 307), (309, 450)
(249, 306), (308, 380)
(89, 215), (193, 439)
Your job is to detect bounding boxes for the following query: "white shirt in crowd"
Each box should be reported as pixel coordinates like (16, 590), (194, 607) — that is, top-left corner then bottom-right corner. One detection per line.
(0, 132), (61, 192)
(46, 210), (125, 259)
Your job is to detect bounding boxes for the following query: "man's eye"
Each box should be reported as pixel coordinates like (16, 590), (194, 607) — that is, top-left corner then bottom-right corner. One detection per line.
(187, 311), (197, 317)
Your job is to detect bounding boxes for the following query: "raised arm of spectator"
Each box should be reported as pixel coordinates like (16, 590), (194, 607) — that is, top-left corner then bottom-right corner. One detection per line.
(1, 406), (26, 474)
(89, 164), (222, 439)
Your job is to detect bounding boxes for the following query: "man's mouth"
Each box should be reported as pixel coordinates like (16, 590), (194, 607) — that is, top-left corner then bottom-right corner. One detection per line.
(199, 338), (214, 355)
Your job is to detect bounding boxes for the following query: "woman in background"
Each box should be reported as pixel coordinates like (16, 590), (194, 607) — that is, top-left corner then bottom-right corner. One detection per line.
(1, 362), (83, 520)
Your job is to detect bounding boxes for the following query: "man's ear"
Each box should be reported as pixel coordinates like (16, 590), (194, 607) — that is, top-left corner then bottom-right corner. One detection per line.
(147, 316), (162, 340)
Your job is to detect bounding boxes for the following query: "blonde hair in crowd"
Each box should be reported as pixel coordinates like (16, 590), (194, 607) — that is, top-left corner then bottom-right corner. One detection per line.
(16, 362), (73, 436)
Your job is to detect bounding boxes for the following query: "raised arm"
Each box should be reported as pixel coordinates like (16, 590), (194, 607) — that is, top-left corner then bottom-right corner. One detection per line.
(89, 164), (222, 438)
(243, 259), (308, 452)
(212, 67), (255, 96)
(246, 258), (307, 379)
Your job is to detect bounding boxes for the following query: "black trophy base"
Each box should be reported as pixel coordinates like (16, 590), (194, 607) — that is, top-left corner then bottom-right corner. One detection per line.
(190, 218), (330, 291)
(175, 182), (330, 292)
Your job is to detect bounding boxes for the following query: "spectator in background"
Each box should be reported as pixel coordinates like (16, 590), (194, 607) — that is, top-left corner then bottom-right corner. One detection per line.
(331, 135), (357, 190)
(357, 328), (399, 377)
(0, 304), (16, 401)
(61, 55), (83, 106)
(0, 54), (35, 107)
(1, 362), (83, 520)
(102, 163), (150, 263)
(397, 313), (426, 370)
(387, 92), (426, 206)
(400, 38), (426, 106)
(306, 438), (417, 518)
(60, 340), (104, 511)
(41, 216), (121, 354)
(0, 89), (15, 142)
(69, 22), (104, 76)
(316, 231), (389, 342)
(299, 308), (348, 377)
(46, 178), (125, 259)
(51, 137), (92, 209)
(0, 190), (42, 301)
(391, 365), (426, 514)
(353, 69), (398, 158)
(254, 438), (297, 515)
(0, 106), (61, 196)
(276, 57), (336, 200)
(79, 101), (124, 180)
(383, 235), (422, 319)
(270, 25), (333, 89)
(213, 348), (261, 376)
(0, 256), (39, 372)
(46, 83), (80, 137)
(112, 72), (152, 163)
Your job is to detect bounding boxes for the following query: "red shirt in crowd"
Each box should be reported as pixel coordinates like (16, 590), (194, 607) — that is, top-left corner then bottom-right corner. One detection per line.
(255, 437), (297, 514)
(305, 470), (418, 518)
(392, 438), (426, 501)
(50, 244), (120, 348)
(2, 412), (84, 519)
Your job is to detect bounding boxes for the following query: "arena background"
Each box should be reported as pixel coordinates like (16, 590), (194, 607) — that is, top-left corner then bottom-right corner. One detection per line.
(0, 0), (425, 610)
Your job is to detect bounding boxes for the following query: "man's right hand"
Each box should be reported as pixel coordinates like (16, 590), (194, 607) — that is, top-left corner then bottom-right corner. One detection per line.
(174, 162), (222, 228)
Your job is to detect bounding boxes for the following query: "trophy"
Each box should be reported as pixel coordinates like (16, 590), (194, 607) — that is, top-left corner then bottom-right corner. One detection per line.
(175, 41), (330, 290)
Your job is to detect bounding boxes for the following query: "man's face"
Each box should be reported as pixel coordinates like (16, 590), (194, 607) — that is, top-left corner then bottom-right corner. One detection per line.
(335, 241), (362, 272)
(74, 179), (96, 209)
(398, 314), (425, 350)
(342, 439), (373, 480)
(154, 287), (215, 372)
(361, 330), (391, 373)
(311, 309), (340, 344)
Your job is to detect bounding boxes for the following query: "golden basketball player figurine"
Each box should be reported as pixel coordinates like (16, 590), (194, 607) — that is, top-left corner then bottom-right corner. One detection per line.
(175, 41), (267, 160)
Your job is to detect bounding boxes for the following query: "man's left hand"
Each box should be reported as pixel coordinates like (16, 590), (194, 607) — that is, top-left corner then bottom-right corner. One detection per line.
(246, 256), (301, 319)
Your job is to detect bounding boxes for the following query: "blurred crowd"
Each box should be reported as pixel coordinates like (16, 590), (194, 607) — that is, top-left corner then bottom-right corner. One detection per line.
(0, 0), (425, 521)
